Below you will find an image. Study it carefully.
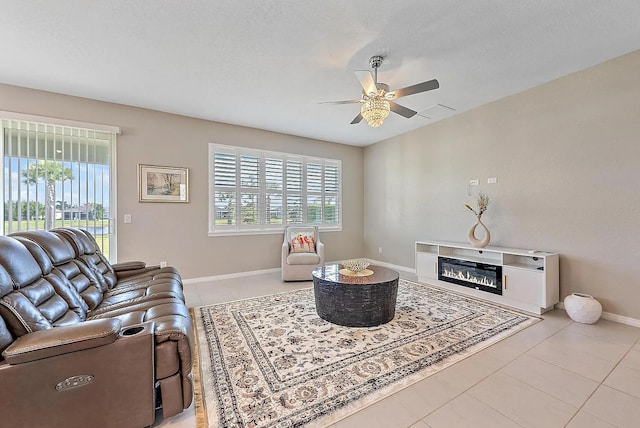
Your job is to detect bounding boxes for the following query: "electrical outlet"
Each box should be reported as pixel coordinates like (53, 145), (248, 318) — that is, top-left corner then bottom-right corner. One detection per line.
(488, 177), (498, 184)
(159, 261), (167, 268)
(469, 179), (479, 185)
(123, 214), (132, 223)
(378, 247), (383, 254)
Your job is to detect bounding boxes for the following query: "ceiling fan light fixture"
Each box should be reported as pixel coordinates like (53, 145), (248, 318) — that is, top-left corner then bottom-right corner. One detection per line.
(323, 55), (439, 127)
(361, 97), (390, 128)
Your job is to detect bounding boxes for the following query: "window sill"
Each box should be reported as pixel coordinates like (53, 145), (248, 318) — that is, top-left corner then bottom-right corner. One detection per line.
(208, 226), (342, 237)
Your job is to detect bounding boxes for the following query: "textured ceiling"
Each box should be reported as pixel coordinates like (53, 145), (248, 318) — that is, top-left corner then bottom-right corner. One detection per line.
(1, 1), (639, 146)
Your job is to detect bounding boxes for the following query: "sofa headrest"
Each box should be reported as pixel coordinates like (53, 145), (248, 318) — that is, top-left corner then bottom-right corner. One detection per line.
(11, 236), (54, 275)
(10, 230), (76, 265)
(0, 236), (43, 289)
(52, 228), (96, 255)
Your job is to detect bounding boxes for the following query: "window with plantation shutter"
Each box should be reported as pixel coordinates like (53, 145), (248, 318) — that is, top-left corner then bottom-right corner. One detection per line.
(324, 164), (340, 224)
(209, 144), (341, 235)
(306, 163), (322, 224)
(213, 151), (237, 228)
(265, 158), (283, 225)
(286, 160), (303, 224)
(240, 155), (259, 226)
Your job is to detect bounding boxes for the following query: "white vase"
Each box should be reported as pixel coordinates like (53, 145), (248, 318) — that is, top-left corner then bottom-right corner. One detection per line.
(564, 293), (602, 324)
(468, 215), (491, 248)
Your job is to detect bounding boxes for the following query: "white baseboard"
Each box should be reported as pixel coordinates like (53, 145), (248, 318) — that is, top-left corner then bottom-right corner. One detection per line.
(555, 302), (640, 328)
(183, 267), (280, 285)
(601, 312), (640, 328)
(182, 259), (414, 285)
(364, 258), (415, 275)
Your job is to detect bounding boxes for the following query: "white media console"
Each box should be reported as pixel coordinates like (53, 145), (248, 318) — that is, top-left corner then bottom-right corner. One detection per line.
(415, 241), (559, 314)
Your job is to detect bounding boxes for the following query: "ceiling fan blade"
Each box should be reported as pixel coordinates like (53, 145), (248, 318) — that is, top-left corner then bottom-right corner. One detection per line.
(319, 99), (361, 105)
(389, 101), (418, 118)
(355, 70), (376, 96)
(350, 113), (363, 124)
(388, 79), (439, 99)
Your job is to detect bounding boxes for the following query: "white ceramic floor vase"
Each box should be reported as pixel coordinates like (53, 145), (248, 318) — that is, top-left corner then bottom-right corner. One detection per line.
(564, 293), (602, 324)
(468, 215), (491, 248)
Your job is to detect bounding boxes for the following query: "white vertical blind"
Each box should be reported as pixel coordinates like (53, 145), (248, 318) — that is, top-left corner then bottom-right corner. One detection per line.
(1, 119), (116, 259)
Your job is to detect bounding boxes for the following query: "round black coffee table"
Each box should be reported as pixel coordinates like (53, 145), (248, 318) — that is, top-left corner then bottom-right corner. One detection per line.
(312, 263), (399, 327)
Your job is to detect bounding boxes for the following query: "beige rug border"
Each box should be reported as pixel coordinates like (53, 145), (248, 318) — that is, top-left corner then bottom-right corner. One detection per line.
(191, 280), (541, 428)
(190, 307), (209, 428)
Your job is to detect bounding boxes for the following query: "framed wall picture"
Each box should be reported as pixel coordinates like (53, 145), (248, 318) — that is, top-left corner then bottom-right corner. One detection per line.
(138, 164), (189, 203)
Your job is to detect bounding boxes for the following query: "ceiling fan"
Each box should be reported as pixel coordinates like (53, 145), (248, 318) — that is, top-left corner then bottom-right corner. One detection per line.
(322, 55), (439, 128)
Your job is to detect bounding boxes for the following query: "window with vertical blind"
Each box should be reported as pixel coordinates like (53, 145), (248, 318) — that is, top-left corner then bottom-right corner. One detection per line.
(209, 144), (341, 235)
(1, 117), (117, 260)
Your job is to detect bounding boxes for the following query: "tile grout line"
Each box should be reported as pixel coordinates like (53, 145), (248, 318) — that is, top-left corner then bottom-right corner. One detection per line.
(561, 329), (640, 427)
(498, 319), (625, 427)
(448, 319), (577, 427)
(412, 320), (574, 427)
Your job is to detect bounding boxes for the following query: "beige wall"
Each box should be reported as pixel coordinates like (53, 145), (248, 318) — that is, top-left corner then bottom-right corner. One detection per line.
(0, 84), (364, 279)
(364, 50), (640, 318)
(2, 50), (638, 318)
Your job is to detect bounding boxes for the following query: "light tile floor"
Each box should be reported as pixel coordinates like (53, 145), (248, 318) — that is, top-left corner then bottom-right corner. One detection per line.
(159, 271), (640, 428)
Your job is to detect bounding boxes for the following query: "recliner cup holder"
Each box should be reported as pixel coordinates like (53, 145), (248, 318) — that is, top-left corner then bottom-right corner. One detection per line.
(121, 326), (145, 336)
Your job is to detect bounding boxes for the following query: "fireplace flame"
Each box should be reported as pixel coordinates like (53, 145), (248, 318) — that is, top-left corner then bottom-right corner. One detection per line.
(443, 267), (495, 287)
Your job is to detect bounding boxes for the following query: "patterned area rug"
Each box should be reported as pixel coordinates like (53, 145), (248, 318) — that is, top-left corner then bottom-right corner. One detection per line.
(192, 279), (539, 427)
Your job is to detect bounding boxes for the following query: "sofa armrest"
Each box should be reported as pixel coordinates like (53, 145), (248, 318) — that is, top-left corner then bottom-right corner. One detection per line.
(112, 260), (149, 272)
(282, 240), (290, 264)
(114, 263), (169, 280)
(0, 319), (156, 428)
(2, 318), (121, 364)
(148, 306), (194, 415)
(316, 241), (325, 264)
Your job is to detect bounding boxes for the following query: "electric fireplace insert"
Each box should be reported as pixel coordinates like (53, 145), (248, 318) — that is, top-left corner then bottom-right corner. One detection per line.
(438, 257), (502, 295)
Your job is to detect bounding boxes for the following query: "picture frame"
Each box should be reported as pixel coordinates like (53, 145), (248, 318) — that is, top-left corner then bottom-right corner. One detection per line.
(138, 164), (189, 203)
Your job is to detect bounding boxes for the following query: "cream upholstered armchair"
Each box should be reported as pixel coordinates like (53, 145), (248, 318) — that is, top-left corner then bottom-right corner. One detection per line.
(281, 226), (325, 281)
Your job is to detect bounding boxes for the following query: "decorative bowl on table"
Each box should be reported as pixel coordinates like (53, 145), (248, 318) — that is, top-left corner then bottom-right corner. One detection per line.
(342, 259), (370, 273)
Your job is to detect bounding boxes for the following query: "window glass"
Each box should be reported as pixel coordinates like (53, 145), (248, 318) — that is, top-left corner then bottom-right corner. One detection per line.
(1, 120), (116, 259)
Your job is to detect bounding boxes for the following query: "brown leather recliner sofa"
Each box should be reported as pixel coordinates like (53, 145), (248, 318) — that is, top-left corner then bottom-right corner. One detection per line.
(0, 228), (193, 428)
